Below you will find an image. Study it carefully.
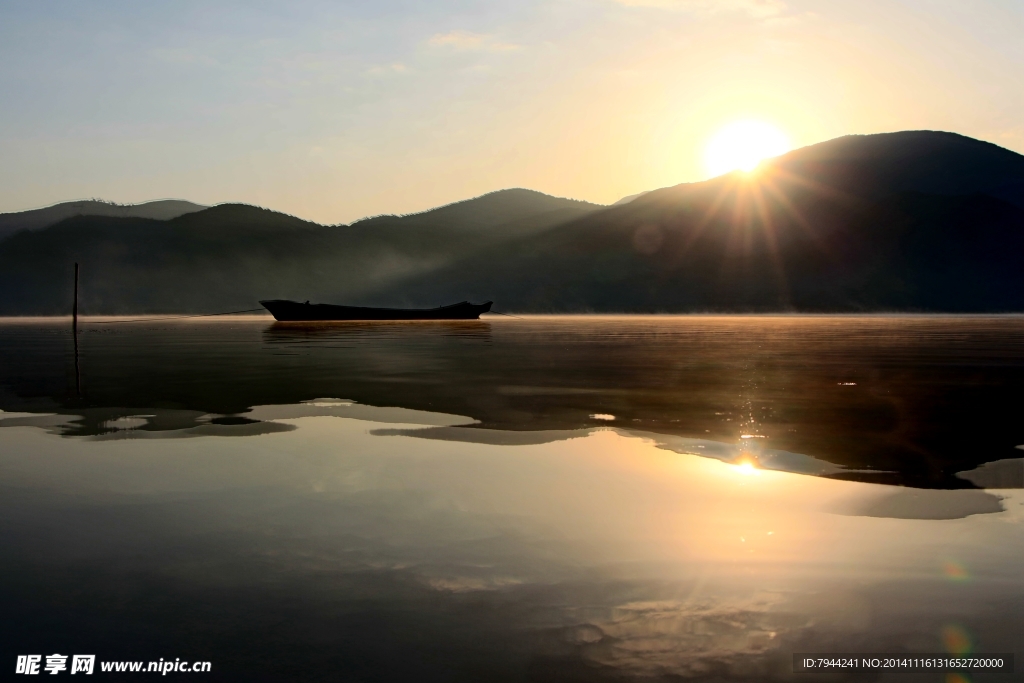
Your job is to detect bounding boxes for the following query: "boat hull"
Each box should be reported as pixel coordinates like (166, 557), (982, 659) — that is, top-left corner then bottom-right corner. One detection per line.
(259, 299), (493, 321)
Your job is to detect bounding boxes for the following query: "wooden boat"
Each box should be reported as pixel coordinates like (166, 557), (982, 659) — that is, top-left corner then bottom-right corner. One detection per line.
(259, 299), (493, 321)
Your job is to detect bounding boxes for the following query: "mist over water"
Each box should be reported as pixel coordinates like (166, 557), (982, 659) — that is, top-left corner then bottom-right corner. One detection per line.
(1, 316), (1023, 681)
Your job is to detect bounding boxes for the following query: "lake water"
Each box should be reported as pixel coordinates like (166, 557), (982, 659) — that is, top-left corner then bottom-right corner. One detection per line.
(1, 316), (1022, 681)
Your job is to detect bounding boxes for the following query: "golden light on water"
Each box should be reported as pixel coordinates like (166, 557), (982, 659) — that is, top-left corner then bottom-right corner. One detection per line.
(735, 460), (760, 476)
(704, 120), (791, 178)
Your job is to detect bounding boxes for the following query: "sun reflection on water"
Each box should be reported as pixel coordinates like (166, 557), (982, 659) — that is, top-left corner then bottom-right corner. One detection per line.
(735, 460), (760, 476)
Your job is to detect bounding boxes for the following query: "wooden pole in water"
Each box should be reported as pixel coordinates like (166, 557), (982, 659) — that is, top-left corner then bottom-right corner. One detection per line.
(73, 262), (79, 332)
(73, 262), (81, 397)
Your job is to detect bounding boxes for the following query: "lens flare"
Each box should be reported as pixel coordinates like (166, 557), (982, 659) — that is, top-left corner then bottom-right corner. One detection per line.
(734, 458), (760, 476)
(941, 624), (973, 656)
(704, 120), (790, 177)
(942, 559), (970, 582)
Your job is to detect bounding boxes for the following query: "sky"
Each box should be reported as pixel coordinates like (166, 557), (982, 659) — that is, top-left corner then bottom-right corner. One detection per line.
(0, 0), (1022, 224)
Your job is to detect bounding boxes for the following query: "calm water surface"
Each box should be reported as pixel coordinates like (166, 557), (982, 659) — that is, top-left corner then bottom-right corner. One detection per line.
(1, 316), (1022, 681)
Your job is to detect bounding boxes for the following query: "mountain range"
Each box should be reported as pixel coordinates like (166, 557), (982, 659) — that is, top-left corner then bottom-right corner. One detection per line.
(2, 130), (1023, 314)
(0, 199), (206, 242)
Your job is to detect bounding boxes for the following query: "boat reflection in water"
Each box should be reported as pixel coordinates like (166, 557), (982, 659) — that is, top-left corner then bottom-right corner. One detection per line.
(0, 316), (1023, 681)
(265, 319), (493, 343)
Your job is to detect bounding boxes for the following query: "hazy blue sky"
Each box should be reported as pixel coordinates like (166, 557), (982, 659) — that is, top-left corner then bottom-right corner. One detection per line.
(1, 0), (1022, 222)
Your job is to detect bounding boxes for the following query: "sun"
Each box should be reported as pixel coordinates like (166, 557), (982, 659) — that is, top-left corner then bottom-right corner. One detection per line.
(704, 120), (791, 178)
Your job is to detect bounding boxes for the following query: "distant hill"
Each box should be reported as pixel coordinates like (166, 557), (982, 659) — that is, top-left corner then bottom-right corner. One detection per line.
(767, 131), (1024, 208)
(612, 191), (650, 206)
(0, 199), (207, 242)
(0, 189), (600, 314)
(2, 131), (1024, 314)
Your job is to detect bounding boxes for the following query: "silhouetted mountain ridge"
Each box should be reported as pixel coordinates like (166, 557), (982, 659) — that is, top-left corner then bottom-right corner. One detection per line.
(0, 199), (206, 242)
(380, 131), (1024, 311)
(0, 189), (601, 314)
(1, 131), (1023, 314)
